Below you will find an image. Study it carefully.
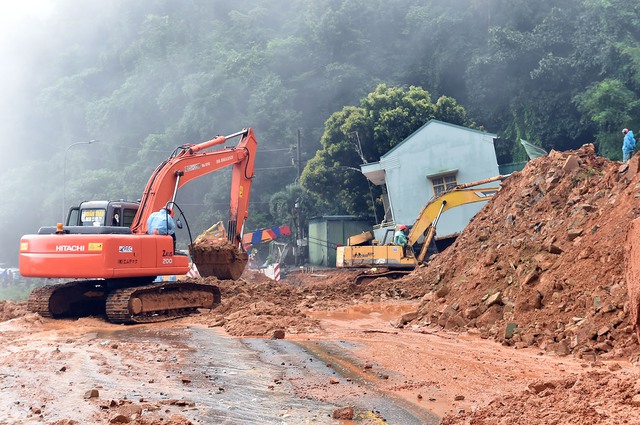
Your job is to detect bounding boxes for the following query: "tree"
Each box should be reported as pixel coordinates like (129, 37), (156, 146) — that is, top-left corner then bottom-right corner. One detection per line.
(269, 184), (305, 238)
(574, 78), (640, 159)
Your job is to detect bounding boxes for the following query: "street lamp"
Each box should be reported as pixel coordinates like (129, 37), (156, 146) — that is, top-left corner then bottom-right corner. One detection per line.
(62, 140), (100, 223)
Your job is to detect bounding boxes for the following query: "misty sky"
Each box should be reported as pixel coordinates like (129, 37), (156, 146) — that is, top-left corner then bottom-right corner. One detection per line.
(0, 0), (54, 159)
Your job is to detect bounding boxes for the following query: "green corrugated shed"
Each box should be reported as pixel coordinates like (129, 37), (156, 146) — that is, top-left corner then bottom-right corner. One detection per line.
(499, 161), (527, 175)
(308, 216), (374, 267)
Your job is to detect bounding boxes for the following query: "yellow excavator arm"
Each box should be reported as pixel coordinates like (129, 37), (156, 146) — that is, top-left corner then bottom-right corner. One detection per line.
(409, 185), (501, 262)
(337, 175), (508, 270)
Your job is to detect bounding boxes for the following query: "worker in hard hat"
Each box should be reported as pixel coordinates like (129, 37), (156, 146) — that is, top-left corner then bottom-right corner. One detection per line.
(394, 224), (409, 246)
(622, 128), (637, 163)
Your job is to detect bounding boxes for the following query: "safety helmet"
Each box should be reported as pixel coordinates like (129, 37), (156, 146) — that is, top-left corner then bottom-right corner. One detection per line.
(623, 128), (629, 134)
(398, 224), (407, 231)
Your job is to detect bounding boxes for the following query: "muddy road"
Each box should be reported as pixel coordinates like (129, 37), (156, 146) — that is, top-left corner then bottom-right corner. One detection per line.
(0, 308), (437, 424)
(2, 297), (631, 425)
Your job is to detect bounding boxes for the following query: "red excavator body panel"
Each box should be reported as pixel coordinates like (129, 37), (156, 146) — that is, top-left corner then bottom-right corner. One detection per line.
(19, 233), (189, 279)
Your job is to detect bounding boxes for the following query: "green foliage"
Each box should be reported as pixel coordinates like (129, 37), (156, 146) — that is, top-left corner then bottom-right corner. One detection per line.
(5, 0), (640, 266)
(574, 79), (640, 158)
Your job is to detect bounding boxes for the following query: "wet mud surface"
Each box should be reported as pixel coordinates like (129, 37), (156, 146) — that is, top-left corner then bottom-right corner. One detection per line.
(0, 315), (436, 424)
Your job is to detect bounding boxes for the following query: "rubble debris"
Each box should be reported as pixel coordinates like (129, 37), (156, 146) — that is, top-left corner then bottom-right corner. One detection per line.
(403, 144), (639, 357)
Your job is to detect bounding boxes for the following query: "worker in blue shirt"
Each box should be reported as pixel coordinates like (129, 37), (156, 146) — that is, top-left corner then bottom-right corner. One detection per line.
(147, 207), (176, 250)
(622, 128), (636, 162)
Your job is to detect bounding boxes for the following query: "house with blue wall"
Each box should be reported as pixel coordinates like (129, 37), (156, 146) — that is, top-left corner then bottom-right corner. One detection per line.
(360, 120), (500, 243)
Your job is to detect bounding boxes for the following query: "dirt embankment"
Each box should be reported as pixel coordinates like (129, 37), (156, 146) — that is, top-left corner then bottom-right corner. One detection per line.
(405, 144), (640, 360)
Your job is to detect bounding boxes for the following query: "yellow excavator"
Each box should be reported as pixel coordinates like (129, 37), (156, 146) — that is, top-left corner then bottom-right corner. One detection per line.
(336, 175), (507, 283)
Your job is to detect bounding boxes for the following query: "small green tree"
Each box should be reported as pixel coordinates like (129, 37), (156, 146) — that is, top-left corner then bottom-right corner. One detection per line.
(574, 78), (640, 159)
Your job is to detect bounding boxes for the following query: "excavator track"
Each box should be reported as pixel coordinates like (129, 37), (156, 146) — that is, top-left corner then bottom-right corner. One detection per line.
(354, 270), (411, 285)
(27, 280), (109, 318)
(105, 281), (221, 324)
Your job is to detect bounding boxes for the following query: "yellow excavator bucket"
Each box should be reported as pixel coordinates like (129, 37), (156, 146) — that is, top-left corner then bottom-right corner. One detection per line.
(189, 221), (248, 280)
(194, 221), (228, 244)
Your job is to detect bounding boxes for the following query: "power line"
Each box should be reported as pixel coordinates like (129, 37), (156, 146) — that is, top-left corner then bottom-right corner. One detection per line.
(255, 165), (296, 171)
(176, 201), (271, 207)
(257, 148), (292, 153)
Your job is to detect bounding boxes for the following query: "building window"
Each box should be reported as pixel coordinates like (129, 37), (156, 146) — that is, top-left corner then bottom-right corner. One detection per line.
(431, 174), (458, 196)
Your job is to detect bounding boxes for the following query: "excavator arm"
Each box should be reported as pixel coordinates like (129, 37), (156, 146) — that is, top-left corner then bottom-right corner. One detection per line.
(336, 175), (508, 273)
(407, 175), (507, 261)
(131, 128), (257, 246)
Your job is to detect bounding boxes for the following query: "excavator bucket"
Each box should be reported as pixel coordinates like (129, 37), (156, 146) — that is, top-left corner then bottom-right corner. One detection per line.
(189, 223), (248, 280)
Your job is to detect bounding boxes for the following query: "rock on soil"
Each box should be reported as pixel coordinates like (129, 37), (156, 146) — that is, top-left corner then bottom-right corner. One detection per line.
(404, 144), (640, 360)
(441, 370), (640, 425)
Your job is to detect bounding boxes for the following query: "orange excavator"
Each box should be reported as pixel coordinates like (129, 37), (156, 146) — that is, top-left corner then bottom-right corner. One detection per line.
(19, 128), (257, 324)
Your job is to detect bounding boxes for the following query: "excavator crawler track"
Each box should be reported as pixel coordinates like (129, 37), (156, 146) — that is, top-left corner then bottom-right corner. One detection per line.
(105, 281), (221, 324)
(354, 270), (411, 285)
(27, 280), (108, 318)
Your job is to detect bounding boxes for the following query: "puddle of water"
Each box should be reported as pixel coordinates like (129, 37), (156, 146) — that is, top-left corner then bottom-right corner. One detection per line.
(187, 327), (338, 424)
(308, 302), (419, 323)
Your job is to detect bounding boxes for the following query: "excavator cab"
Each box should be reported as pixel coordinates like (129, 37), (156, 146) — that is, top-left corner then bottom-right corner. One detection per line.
(64, 201), (140, 228)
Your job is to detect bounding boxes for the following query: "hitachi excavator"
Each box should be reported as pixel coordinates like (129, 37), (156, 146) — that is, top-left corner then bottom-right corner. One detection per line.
(19, 128), (257, 324)
(336, 175), (507, 284)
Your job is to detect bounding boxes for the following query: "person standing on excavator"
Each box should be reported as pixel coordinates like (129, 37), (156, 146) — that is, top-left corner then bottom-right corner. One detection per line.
(622, 128), (636, 162)
(147, 207), (176, 249)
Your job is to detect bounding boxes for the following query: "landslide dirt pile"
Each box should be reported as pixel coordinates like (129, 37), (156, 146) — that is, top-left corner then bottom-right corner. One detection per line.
(405, 144), (640, 359)
(0, 300), (30, 322)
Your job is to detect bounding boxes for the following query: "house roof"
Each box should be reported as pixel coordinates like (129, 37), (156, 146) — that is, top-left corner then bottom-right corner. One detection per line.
(309, 215), (374, 222)
(380, 119), (497, 160)
(360, 120), (497, 185)
(360, 162), (385, 185)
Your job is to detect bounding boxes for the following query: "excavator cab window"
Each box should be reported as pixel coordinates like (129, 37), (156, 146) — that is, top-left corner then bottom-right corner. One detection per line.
(112, 208), (122, 226)
(66, 208), (80, 226)
(80, 209), (106, 226)
(122, 208), (137, 228)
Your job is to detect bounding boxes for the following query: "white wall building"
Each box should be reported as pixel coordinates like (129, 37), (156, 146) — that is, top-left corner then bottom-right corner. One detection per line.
(360, 120), (500, 242)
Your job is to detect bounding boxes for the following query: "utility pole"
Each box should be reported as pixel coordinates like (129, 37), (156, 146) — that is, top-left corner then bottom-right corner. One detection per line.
(296, 129), (302, 181)
(295, 129), (304, 266)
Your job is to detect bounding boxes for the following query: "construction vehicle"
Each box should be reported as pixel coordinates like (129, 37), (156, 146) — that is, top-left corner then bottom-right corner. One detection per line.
(336, 175), (507, 283)
(19, 128), (257, 323)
